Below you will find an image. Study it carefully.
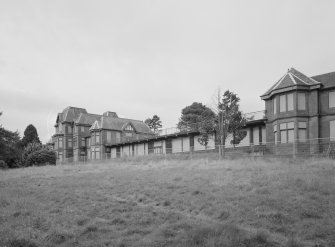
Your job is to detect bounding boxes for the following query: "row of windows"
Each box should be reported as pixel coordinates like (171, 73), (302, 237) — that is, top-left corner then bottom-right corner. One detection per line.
(56, 125), (87, 134)
(274, 91), (335, 115)
(74, 126), (86, 133)
(273, 122), (307, 143)
(273, 93), (306, 114)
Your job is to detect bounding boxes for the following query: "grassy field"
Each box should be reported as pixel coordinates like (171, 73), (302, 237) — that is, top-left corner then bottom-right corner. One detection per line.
(0, 157), (334, 247)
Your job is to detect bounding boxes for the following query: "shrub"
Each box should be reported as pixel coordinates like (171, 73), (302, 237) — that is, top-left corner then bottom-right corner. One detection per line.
(19, 142), (56, 167)
(0, 160), (8, 169)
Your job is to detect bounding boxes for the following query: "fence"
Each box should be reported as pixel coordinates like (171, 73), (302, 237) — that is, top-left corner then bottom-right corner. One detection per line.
(56, 138), (335, 165)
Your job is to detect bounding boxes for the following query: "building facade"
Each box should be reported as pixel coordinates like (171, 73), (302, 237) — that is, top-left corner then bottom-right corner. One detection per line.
(50, 107), (154, 162)
(48, 68), (335, 161)
(261, 68), (335, 155)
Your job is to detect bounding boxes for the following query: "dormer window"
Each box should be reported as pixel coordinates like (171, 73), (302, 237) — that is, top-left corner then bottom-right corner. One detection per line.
(125, 124), (134, 132)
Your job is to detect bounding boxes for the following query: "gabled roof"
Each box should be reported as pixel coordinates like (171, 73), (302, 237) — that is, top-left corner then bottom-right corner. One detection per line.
(89, 120), (101, 131)
(312, 71), (335, 89)
(90, 116), (152, 134)
(75, 113), (102, 126)
(261, 68), (320, 99)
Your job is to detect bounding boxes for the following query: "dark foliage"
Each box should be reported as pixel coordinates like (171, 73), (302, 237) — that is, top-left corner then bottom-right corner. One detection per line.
(0, 126), (21, 168)
(21, 124), (41, 148)
(145, 115), (162, 133)
(18, 142), (56, 167)
(178, 102), (216, 147)
(0, 160), (8, 169)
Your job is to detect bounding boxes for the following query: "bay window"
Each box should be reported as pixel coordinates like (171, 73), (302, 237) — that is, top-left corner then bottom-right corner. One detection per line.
(280, 122), (294, 143)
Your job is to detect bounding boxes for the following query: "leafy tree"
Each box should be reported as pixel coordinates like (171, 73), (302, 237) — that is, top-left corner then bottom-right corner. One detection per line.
(0, 113), (21, 167)
(21, 124), (41, 147)
(18, 142), (56, 167)
(215, 90), (246, 156)
(145, 115), (162, 133)
(178, 102), (216, 148)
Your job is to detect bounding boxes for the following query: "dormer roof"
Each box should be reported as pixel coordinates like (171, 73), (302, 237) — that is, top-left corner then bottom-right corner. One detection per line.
(89, 120), (101, 131)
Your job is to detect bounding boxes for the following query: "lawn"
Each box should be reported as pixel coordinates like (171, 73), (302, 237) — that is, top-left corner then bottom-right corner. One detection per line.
(0, 157), (334, 247)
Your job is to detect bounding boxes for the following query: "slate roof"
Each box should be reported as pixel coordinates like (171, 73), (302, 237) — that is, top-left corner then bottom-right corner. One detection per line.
(74, 113), (102, 126)
(56, 106), (88, 123)
(262, 68), (320, 98)
(90, 116), (152, 134)
(312, 71), (335, 89)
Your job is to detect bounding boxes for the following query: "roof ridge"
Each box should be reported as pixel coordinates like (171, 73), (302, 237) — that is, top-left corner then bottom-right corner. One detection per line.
(312, 71), (335, 79)
(289, 67), (320, 85)
(102, 115), (144, 123)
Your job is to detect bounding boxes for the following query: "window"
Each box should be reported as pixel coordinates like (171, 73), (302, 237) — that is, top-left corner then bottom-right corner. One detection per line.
(81, 126), (85, 132)
(95, 132), (100, 144)
(298, 93), (306, 110)
(73, 137), (77, 147)
(58, 137), (63, 148)
(81, 138), (86, 147)
(329, 91), (335, 108)
(107, 131), (112, 142)
(298, 122), (307, 142)
(67, 138), (72, 148)
(125, 132), (132, 137)
(280, 94), (294, 112)
(58, 152), (63, 160)
(86, 138), (91, 147)
(280, 95), (286, 112)
(273, 97), (277, 115)
(287, 93), (294, 111)
(280, 122), (294, 143)
(59, 123), (62, 133)
(67, 126), (72, 134)
(125, 124), (134, 131)
(330, 120), (335, 140)
(273, 124), (277, 144)
(116, 132), (121, 142)
(92, 147), (100, 160)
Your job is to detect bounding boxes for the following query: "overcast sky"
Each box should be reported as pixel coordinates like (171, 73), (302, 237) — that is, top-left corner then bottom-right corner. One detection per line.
(1, 0), (335, 143)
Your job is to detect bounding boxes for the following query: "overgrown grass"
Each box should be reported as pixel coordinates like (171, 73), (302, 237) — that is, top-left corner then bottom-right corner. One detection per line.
(0, 157), (334, 246)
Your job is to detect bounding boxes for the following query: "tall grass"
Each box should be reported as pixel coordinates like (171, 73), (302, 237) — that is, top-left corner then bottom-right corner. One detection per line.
(0, 157), (334, 246)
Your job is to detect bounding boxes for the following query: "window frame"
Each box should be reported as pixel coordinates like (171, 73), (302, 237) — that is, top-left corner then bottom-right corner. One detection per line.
(58, 137), (63, 148)
(81, 137), (86, 147)
(95, 132), (100, 144)
(297, 92), (306, 110)
(330, 120), (335, 141)
(273, 97), (277, 115)
(279, 122), (294, 144)
(67, 138), (72, 148)
(279, 93), (294, 113)
(329, 91), (335, 108)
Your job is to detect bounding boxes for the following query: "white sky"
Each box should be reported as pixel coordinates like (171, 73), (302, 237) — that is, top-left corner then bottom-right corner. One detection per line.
(1, 0), (335, 143)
